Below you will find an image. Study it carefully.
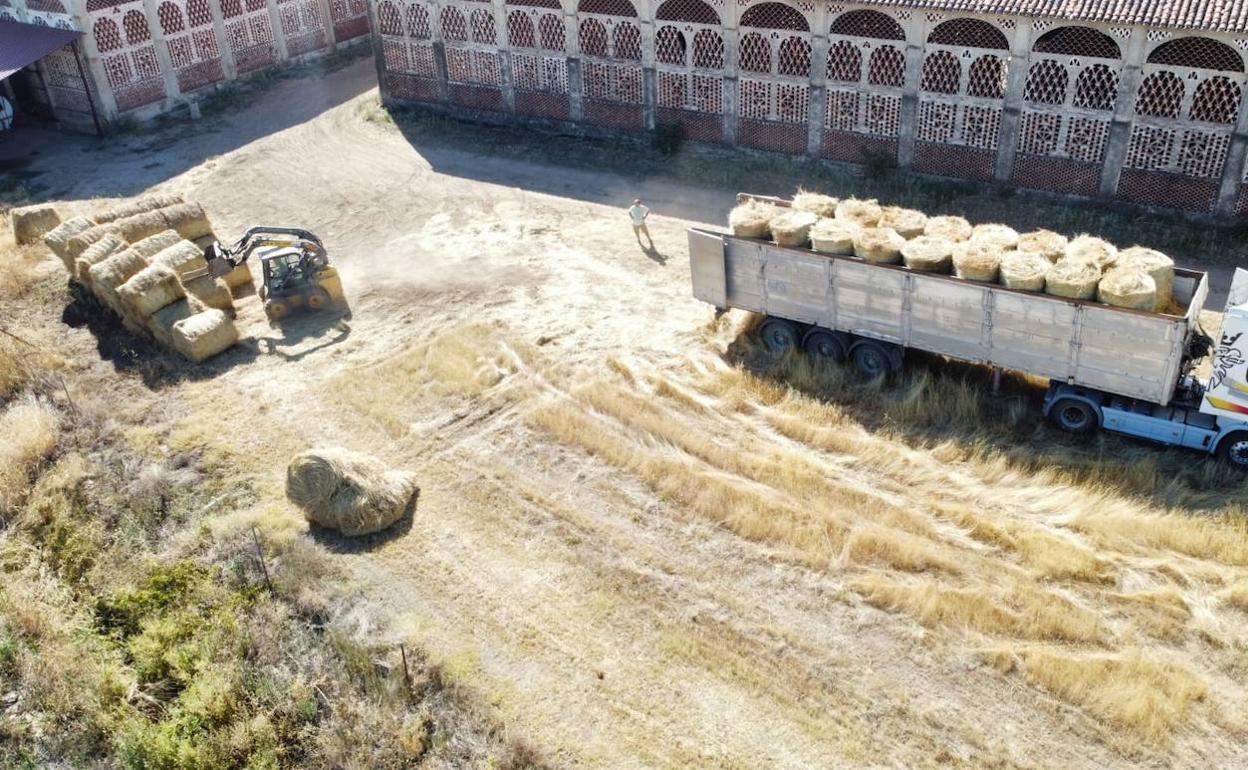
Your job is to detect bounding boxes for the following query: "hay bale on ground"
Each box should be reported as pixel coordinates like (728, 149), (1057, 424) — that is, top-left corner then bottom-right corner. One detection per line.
(1065, 235), (1117, 270)
(118, 264), (186, 319)
(159, 202), (212, 241)
(89, 249), (149, 314)
(115, 210), (172, 244)
(854, 227), (905, 264)
(147, 296), (207, 346)
(952, 242), (1003, 283)
(65, 223), (121, 263)
(286, 447), (418, 537)
(791, 191), (839, 218)
(222, 261), (253, 291)
(1098, 266), (1157, 310)
(1118, 246), (1174, 312)
(93, 194), (184, 224)
(836, 198), (883, 228)
(152, 240), (208, 278)
(729, 199), (778, 238)
(970, 224), (1020, 251)
(12, 204), (61, 245)
(999, 252), (1050, 292)
(924, 215), (973, 242)
(44, 217), (95, 270)
(171, 308), (238, 362)
(879, 207), (928, 239)
(810, 219), (861, 255)
(182, 273), (234, 313)
(1046, 260), (1100, 300)
(129, 229), (185, 261)
(901, 236), (954, 274)
(1018, 230), (1068, 263)
(770, 211), (818, 247)
(74, 234), (126, 284)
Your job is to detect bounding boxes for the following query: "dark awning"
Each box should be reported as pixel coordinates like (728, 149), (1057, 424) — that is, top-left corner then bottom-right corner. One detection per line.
(0, 20), (83, 82)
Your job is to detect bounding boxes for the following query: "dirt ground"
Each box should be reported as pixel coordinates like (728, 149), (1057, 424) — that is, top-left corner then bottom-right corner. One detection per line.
(5, 56), (1248, 769)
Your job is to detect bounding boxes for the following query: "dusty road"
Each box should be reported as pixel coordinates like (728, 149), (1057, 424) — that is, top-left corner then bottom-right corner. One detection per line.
(8, 57), (1248, 769)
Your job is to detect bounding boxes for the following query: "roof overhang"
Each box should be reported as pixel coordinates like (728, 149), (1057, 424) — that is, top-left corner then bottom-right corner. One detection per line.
(0, 20), (83, 82)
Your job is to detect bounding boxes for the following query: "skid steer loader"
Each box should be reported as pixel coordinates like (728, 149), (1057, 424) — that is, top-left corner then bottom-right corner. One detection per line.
(203, 226), (346, 322)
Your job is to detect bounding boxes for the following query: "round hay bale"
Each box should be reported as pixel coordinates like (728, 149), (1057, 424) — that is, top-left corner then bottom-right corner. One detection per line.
(116, 211), (172, 244)
(879, 206), (928, 239)
(901, 235), (954, 273)
(853, 227), (905, 264)
(147, 296), (207, 347)
(222, 261), (254, 291)
(835, 198), (883, 228)
(1046, 260), (1100, 300)
(729, 200), (778, 238)
(970, 223), (1020, 251)
(791, 191), (839, 218)
(1118, 246), (1174, 312)
(74, 233), (127, 284)
(65, 223), (122, 262)
(1017, 230), (1068, 263)
(93, 194), (184, 224)
(809, 218), (861, 255)
(924, 215), (973, 242)
(118, 263), (186, 319)
(158, 202), (212, 241)
(44, 216), (95, 270)
(152, 240), (208, 278)
(770, 211), (818, 247)
(999, 251), (1050, 292)
(11, 204), (61, 245)
(952, 242), (1003, 283)
(1065, 235), (1117, 270)
(171, 308), (238, 362)
(183, 273), (234, 313)
(129, 229), (185, 261)
(89, 249), (149, 313)
(1097, 266), (1157, 311)
(286, 447), (419, 537)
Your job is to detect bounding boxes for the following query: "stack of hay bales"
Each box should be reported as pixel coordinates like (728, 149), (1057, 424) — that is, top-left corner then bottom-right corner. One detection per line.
(925, 216), (973, 242)
(791, 191), (839, 218)
(41, 195), (244, 363)
(901, 236), (954, 273)
(1018, 230), (1068, 263)
(854, 227), (905, 264)
(286, 448), (419, 536)
(999, 252), (1050, 292)
(729, 199), (778, 238)
(952, 242), (1002, 283)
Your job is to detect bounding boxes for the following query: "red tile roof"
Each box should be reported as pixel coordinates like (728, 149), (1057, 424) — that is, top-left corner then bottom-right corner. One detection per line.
(852, 1), (1248, 34)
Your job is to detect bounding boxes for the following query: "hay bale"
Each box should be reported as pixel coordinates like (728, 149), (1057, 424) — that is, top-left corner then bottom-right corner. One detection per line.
(182, 273), (234, 313)
(970, 224), (1020, 251)
(1065, 235), (1117, 270)
(147, 296), (207, 346)
(809, 219), (861, 256)
(285, 447), (418, 537)
(952, 242), (1003, 283)
(129, 229), (185, 261)
(11, 204), (61, 245)
(879, 206), (928, 239)
(89, 249), (149, 314)
(159, 202), (212, 241)
(118, 264), (186, 319)
(1097, 266), (1157, 310)
(93, 193), (184, 224)
(65, 223), (121, 263)
(1017, 230), (1068, 263)
(44, 217), (95, 270)
(924, 215), (973, 242)
(853, 227), (905, 264)
(729, 200), (778, 238)
(222, 261), (253, 291)
(791, 191), (839, 218)
(1118, 246), (1174, 312)
(151, 240), (208, 278)
(999, 251), (1050, 292)
(836, 198), (883, 228)
(170, 308), (238, 362)
(115, 210), (172, 244)
(901, 235), (954, 274)
(1046, 260), (1100, 300)
(74, 233), (126, 284)
(770, 211), (818, 247)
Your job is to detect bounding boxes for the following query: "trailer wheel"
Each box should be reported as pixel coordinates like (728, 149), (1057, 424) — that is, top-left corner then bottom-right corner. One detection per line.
(851, 343), (892, 379)
(1050, 398), (1097, 434)
(803, 330), (846, 363)
(759, 318), (799, 353)
(1217, 433), (1248, 471)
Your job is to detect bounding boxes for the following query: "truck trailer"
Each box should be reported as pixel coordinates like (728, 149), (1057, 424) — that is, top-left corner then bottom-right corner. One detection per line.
(688, 193), (1248, 469)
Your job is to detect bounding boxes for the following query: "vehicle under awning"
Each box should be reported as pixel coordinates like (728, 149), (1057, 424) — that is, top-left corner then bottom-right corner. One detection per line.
(0, 19), (99, 133)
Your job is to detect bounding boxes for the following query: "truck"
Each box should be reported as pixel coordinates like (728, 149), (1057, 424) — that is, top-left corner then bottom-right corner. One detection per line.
(688, 193), (1248, 470)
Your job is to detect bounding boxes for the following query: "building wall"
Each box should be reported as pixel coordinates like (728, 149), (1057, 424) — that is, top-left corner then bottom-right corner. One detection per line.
(367, 0), (1248, 217)
(0, 0), (372, 128)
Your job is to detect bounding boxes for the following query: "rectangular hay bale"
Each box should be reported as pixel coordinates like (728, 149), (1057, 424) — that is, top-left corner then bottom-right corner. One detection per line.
(65, 223), (122, 262)
(93, 193), (184, 224)
(118, 263), (186, 319)
(147, 297), (203, 347)
(74, 233), (127, 284)
(151, 240), (208, 278)
(182, 273), (234, 313)
(115, 211), (172, 244)
(89, 249), (149, 315)
(129, 229), (184, 260)
(159, 202), (212, 241)
(11, 204), (61, 245)
(44, 217), (96, 270)
(222, 261), (253, 291)
(171, 309), (238, 362)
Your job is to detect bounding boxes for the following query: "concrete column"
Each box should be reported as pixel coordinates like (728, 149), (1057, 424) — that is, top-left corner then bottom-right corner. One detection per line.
(642, 65), (656, 130)
(139, 0), (184, 101)
(722, 25), (737, 145)
(896, 14), (926, 169)
(806, 85), (823, 155)
(68, 5), (120, 120)
(567, 56), (582, 121)
(315, 0), (336, 49)
(268, 0), (292, 61)
(207, 0), (239, 80)
(1215, 86), (1248, 216)
(805, 3), (826, 157)
(1098, 30), (1146, 197)
(500, 50), (516, 111)
(993, 21), (1033, 182)
(432, 40), (450, 101)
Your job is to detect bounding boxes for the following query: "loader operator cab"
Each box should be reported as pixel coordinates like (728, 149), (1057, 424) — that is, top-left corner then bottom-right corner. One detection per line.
(259, 242), (325, 294)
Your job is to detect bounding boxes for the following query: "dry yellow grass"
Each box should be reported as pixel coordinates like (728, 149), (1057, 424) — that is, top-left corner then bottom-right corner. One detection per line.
(1109, 590), (1191, 642)
(0, 399), (60, 515)
(1220, 581), (1248, 613)
(1070, 511), (1248, 566)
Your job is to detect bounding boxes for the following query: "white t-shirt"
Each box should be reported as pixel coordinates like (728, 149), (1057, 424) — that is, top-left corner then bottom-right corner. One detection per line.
(628, 204), (649, 225)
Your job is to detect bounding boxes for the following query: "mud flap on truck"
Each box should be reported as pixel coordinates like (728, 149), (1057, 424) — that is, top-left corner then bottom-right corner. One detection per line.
(689, 229), (728, 309)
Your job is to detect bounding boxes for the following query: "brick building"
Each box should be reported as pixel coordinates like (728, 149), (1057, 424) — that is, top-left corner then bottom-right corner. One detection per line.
(368, 0), (1248, 216)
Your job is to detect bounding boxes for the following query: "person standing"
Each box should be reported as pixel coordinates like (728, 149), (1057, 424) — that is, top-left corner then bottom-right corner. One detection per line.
(628, 198), (653, 249)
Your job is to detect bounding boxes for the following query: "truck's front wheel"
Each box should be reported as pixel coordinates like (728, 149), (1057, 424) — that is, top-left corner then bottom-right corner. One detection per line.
(1050, 398), (1097, 434)
(1217, 433), (1248, 470)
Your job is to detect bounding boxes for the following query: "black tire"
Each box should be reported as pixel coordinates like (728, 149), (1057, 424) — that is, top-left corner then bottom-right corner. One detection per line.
(851, 343), (892, 378)
(1217, 432), (1248, 471)
(759, 318), (799, 353)
(804, 330), (846, 363)
(306, 287), (333, 311)
(1050, 398), (1098, 434)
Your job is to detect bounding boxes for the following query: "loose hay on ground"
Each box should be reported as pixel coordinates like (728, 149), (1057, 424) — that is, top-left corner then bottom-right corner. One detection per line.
(729, 200), (778, 238)
(952, 242), (1003, 283)
(999, 252), (1050, 292)
(286, 447), (419, 536)
(769, 211), (818, 247)
(924, 215), (973, 242)
(1098, 266), (1157, 311)
(901, 235), (954, 273)
(1047, 260), (1101, 300)
(44, 216), (94, 269)
(854, 227), (905, 264)
(810, 219), (861, 255)
(11, 204), (61, 245)
(1018, 230), (1069, 263)
(791, 191), (839, 218)
(836, 198), (883, 228)
(879, 206), (928, 239)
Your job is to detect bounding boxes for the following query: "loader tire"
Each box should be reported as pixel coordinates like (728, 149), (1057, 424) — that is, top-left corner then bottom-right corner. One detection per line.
(264, 299), (290, 321)
(306, 287), (333, 311)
